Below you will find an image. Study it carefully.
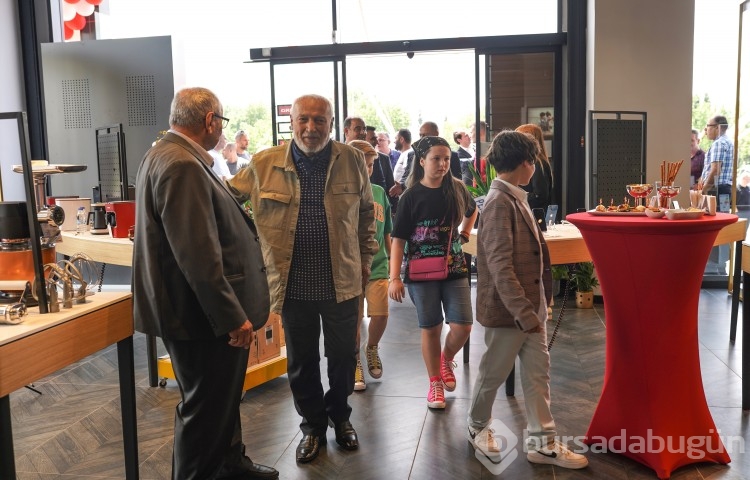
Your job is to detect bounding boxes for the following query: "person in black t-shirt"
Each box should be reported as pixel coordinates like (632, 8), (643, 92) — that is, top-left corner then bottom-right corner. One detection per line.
(388, 136), (477, 410)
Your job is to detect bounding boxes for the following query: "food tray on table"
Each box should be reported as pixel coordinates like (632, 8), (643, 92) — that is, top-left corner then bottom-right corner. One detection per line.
(664, 209), (705, 220)
(587, 209), (646, 217)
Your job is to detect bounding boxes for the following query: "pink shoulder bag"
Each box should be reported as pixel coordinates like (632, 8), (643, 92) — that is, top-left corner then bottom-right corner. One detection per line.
(407, 228), (453, 282)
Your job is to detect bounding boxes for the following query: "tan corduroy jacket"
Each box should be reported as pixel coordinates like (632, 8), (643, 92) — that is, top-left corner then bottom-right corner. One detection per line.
(228, 141), (378, 312)
(475, 179), (552, 330)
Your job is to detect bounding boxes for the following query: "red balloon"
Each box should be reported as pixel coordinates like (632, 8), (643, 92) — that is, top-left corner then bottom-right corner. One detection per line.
(64, 24), (73, 40)
(63, 0), (78, 3)
(85, 0), (103, 5)
(68, 13), (87, 31)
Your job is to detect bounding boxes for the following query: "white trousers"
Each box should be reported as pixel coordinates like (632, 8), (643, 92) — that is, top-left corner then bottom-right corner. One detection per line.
(467, 322), (557, 449)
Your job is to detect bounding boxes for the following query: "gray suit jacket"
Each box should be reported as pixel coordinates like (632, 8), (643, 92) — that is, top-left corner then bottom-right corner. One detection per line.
(133, 132), (270, 340)
(475, 179), (552, 330)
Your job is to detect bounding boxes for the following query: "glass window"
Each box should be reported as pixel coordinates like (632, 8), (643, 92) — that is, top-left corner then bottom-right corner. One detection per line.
(338, 0), (557, 43)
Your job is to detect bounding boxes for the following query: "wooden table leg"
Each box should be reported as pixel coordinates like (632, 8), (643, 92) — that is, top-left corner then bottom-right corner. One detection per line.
(117, 337), (140, 479)
(147, 334), (158, 387)
(0, 395), (16, 479)
(744, 270), (749, 410)
(464, 254), (472, 364)
(505, 365), (516, 396)
(730, 240), (742, 342)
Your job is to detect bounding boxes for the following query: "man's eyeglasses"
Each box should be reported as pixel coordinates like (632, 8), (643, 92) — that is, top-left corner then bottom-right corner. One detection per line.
(705, 124), (718, 129)
(212, 113), (230, 129)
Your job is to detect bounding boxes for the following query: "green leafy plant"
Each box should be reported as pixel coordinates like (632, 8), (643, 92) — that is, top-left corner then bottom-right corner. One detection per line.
(552, 265), (569, 281)
(569, 261), (599, 292)
(466, 162), (497, 198)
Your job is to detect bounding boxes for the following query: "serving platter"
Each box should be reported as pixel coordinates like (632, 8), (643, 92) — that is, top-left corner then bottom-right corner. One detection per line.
(587, 209), (646, 217)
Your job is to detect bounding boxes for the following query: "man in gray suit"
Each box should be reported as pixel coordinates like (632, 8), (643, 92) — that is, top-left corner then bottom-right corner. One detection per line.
(133, 87), (278, 480)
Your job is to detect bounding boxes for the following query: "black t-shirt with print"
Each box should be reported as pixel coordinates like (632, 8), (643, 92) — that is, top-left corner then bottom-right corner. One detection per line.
(392, 182), (476, 282)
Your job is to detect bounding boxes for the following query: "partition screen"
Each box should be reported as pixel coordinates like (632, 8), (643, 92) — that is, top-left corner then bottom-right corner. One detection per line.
(41, 36), (174, 198)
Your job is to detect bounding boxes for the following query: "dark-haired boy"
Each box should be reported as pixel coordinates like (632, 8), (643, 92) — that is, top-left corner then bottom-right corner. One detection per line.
(467, 130), (588, 470)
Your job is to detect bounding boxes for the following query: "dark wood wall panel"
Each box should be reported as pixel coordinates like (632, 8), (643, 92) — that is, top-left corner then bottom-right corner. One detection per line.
(488, 53), (554, 134)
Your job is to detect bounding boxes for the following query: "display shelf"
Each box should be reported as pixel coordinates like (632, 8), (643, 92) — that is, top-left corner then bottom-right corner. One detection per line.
(156, 348), (287, 391)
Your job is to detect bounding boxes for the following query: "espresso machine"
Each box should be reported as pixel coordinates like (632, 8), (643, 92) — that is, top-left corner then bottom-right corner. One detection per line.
(0, 201), (57, 305)
(5, 161), (87, 309)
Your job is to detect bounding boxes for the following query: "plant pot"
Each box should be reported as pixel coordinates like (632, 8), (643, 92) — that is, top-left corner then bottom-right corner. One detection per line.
(576, 290), (594, 309)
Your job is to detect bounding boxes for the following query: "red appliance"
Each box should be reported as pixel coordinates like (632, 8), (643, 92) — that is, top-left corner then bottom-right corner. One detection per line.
(105, 201), (135, 238)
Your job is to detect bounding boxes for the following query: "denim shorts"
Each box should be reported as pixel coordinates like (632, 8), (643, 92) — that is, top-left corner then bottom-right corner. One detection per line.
(406, 278), (473, 329)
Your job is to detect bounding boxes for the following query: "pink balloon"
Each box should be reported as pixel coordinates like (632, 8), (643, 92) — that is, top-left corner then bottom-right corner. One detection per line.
(74, 0), (95, 17)
(62, 2), (76, 21)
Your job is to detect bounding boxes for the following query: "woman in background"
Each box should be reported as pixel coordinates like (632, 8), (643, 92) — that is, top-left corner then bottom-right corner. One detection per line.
(515, 124), (553, 211)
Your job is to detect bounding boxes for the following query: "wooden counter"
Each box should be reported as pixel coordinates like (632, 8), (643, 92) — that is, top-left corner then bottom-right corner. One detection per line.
(462, 218), (746, 265)
(0, 292), (138, 479)
(57, 231), (133, 266)
(56, 231), (287, 391)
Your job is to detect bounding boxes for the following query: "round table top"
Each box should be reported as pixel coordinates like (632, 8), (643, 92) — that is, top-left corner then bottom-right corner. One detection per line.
(566, 212), (737, 234)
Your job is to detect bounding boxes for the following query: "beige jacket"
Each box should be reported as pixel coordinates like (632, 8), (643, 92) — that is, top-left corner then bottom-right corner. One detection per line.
(228, 141), (378, 312)
(475, 179), (552, 330)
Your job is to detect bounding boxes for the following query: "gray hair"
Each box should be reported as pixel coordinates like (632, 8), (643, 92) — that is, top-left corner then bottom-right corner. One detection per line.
(169, 87), (221, 130)
(291, 94), (333, 118)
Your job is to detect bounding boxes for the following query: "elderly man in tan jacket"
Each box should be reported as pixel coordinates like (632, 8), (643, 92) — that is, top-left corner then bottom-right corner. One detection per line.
(228, 94), (377, 465)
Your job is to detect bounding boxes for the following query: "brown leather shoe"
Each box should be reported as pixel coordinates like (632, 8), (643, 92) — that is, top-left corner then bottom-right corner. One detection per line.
(332, 420), (359, 450)
(296, 434), (324, 463)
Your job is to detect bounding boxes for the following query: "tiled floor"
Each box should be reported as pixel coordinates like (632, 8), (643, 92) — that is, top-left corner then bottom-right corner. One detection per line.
(8, 285), (748, 479)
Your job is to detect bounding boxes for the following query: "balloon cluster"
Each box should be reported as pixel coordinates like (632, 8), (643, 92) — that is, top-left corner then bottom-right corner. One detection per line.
(62, 0), (103, 41)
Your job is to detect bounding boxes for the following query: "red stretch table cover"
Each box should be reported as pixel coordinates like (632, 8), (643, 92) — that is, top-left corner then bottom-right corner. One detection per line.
(566, 213), (736, 479)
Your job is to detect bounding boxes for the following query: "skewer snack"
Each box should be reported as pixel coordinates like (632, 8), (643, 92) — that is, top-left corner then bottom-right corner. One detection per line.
(660, 160), (683, 186)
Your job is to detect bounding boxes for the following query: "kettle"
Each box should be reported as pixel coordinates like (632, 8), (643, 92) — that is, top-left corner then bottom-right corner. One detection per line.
(88, 203), (108, 234)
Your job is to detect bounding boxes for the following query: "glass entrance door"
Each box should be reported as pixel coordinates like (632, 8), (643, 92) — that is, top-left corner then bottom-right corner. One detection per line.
(269, 58), (345, 146)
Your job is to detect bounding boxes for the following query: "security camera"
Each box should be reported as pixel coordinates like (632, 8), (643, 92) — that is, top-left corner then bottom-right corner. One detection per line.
(407, 51), (414, 59)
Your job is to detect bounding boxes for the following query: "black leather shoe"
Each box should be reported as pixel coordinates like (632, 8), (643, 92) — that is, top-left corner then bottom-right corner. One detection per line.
(296, 434), (324, 463)
(216, 454), (278, 479)
(332, 420), (359, 450)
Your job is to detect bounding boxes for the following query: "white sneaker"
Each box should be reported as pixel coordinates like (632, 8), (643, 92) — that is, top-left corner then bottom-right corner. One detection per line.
(468, 425), (501, 458)
(527, 441), (588, 469)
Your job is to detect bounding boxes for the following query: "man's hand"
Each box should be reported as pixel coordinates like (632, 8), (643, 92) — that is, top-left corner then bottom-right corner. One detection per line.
(228, 320), (253, 348)
(388, 183), (403, 197)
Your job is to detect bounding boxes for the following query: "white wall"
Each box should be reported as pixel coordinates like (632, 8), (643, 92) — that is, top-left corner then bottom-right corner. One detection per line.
(588, 0), (695, 207)
(0, 0), (26, 201)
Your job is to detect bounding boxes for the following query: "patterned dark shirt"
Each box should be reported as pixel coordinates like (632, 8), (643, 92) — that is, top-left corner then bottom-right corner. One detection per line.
(286, 141), (336, 300)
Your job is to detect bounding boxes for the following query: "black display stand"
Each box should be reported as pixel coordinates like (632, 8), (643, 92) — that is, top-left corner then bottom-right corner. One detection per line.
(0, 112), (48, 312)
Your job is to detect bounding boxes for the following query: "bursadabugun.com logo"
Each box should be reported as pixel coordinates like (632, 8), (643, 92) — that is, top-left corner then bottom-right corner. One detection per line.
(473, 419), (519, 475)
(474, 420), (745, 475)
(524, 429), (745, 460)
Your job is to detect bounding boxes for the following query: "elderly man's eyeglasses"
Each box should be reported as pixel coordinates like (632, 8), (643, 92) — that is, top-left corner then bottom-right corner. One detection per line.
(212, 113), (230, 129)
(705, 123), (718, 129)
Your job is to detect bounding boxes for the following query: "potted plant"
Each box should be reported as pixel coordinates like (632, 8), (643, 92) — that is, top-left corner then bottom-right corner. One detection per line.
(466, 162), (497, 198)
(569, 261), (599, 308)
(551, 265), (569, 297)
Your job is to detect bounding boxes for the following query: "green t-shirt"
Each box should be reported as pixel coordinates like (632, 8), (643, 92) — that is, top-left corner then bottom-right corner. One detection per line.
(370, 184), (392, 279)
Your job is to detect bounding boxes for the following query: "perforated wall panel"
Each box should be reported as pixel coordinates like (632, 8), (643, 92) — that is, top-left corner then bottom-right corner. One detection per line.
(97, 129), (126, 201)
(62, 79), (92, 129)
(592, 119), (644, 206)
(126, 75), (156, 126)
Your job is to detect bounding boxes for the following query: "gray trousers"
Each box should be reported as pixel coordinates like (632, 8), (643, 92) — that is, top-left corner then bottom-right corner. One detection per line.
(467, 322), (557, 450)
